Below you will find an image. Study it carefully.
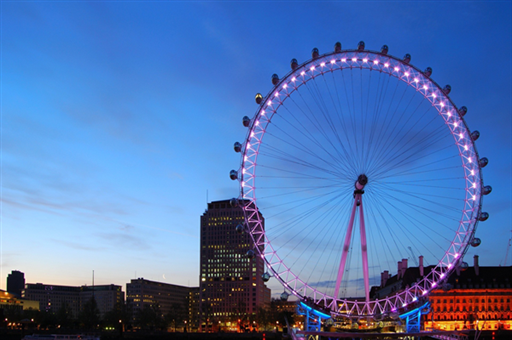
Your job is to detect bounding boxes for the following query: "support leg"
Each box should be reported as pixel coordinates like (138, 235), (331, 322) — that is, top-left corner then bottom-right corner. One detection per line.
(359, 196), (370, 303)
(333, 197), (359, 300)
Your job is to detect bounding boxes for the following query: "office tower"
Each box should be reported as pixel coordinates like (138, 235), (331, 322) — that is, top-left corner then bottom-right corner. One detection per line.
(199, 199), (270, 324)
(7, 270), (25, 298)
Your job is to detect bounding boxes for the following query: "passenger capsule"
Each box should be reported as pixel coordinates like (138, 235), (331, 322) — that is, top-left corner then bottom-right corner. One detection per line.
(458, 106), (467, 117)
(381, 45), (389, 55)
(478, 212), (489, 221)
(470, 131), (480, 141)
(479, 157), (488, 168)
(358, 41), (365, 51)
(246, 250), (255, 259)
(483, 185), (492, 195)
(271, 74), (279, 86)
(255, 93), (263, 104)
(229, 170), (238, 181)
(403, 54), (411, 64)
(334, 42), (342, 53)
(290, 58), (298, 70)
(230, 198), (238, 208)
(262, 272), (270, 282)
(236, 224), (244, 234)
(471, 238), (481, 247)
(234, 142), (242, 153)
(443, 85), (451, 95)
(242, 116), (251, 127)
(312, 48), (319, 59)
(280, 292), (289, 301)
(424, 67), (432, 78)
(460, 262), (469, 271)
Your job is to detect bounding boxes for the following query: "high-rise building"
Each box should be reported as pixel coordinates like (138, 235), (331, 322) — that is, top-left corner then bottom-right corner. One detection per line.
(126, 278), (198, 328)
(199, 199), (270, 324)
(7, 270), (25, 298)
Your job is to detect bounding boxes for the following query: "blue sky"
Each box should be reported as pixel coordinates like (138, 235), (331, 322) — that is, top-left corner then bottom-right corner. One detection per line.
(1, 1), (511, 296)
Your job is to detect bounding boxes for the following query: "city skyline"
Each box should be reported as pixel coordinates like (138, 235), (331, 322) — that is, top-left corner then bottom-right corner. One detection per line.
(2, 2), (511, 296)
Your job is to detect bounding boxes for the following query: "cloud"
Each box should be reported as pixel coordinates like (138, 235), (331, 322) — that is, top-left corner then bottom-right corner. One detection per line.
(96, 232), (150, 251)
(51, 239), (104, 252)
(168, 172), (184, 180)
(105, 216), (197, 239)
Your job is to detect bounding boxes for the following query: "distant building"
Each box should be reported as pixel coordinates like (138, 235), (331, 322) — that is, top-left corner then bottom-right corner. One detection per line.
(424, 256), (512, 332)
(272, 298), (298, 314)
(7, 270), (25, 298)
(199, 199), (271, 326)
(0, 289), (39, 313)
(23, 283), (124, 319)
(80, 284), (124, 318)
(372, 255), (512, 332)
(126, 278), (199, 328)
(23, 283), (81, 317)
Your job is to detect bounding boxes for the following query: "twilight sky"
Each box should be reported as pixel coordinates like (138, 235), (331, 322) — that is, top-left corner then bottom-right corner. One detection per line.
(1, 1), (511, 296)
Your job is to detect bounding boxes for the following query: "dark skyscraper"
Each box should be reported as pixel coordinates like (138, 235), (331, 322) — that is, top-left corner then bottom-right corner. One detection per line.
(7, 270), (25, 298)
(199, 199), (270, 325)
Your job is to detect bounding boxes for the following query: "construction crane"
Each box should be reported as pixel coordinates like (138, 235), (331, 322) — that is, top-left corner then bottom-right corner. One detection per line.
(504, 228), (512, 266)
(408, 246), (419, 266)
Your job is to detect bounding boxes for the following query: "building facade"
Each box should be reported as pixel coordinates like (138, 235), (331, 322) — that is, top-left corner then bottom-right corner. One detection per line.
(372, 256), (512, 333)
(126, 278), (198, 328)
(0, 289), (39, 313)
(199, 199), (270, 325)
(23, 283), (81, 318)
(80, 284), (124, 318)
(424, 257), (512, 332)
(23, 283), (124, 319)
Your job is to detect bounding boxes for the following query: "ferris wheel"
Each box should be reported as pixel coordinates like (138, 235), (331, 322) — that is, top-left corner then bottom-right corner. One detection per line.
(230, 42), (491, 317)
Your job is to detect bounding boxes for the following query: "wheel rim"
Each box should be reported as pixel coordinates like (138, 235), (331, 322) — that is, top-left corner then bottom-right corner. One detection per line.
(237, 49), (484, 316)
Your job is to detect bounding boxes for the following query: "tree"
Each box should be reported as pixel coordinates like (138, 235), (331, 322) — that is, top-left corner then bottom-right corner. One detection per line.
(165, 303), (185, 332)
(79, 297), (100, 330)
(134, 304), (165, 331)
(256, 307), (273, 331)
(56, 302), (74, 329)
(103, 301), (131, 331)
(39, 310), (58, 330)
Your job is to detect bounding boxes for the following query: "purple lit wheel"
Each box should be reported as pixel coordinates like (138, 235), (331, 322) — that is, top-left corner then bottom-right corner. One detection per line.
(233, 44), (488, 317)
